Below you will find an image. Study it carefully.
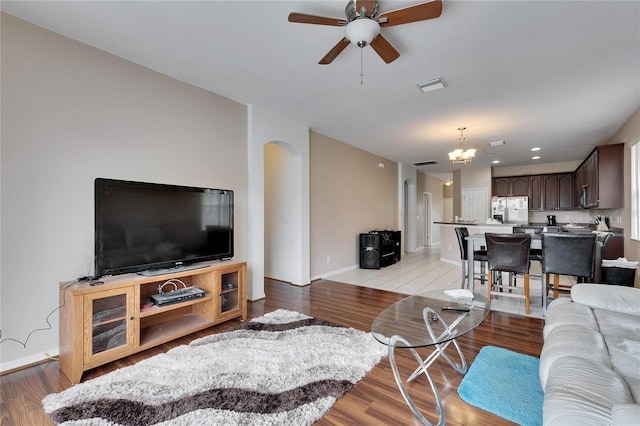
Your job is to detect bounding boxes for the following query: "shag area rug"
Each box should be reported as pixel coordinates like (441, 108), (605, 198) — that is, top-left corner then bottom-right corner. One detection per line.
(43, 309), (387, 425)
(458, 346), (543, 426)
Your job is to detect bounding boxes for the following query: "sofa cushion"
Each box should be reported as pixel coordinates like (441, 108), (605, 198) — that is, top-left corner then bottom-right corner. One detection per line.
(539, 324), (610, 387)
(593, 308), (640, 340)
(571, 284), (640, 316)
(544, 357), (634, 426)
(543, 297), (598, 339)
(603, 334), (640, 402)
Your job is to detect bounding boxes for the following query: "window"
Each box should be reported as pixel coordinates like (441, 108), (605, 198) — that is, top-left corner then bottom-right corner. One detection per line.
(632, 139), (640, 241)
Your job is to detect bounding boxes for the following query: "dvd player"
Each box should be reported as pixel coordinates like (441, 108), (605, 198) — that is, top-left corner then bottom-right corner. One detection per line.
(150, 286), (205, 306)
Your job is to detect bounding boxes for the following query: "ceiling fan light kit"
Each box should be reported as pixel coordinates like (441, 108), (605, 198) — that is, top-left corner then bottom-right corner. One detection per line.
(345, 18), (380, 47)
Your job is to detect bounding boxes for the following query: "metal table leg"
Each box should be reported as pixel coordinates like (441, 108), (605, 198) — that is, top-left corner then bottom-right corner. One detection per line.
(467, 240), (475, 291)
(387, 308), (469, 426)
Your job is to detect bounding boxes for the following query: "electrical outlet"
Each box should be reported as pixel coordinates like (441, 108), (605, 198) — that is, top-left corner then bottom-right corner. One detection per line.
(617, 216), (622, 224)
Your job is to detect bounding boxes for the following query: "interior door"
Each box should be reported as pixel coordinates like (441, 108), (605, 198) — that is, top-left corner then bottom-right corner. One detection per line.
(463, 188), (488, 223)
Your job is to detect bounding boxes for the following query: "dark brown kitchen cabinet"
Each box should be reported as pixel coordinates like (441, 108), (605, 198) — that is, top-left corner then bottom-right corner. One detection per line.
(529, 173), (573, 211)
(543, 174), (559, 210)
(575, 144), (624, 209)
(493, 176), (529, 197)
(543, 173), (573, 211)
(493, 177), (510, 197)
(511, 176), (529, 196)
(557, 173), (574, 210)
(529, 175), (543, 210)
(603, 235), (624, 260)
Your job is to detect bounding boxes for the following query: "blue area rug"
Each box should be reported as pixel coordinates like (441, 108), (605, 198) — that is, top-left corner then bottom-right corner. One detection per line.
(458, 346), (543, 426)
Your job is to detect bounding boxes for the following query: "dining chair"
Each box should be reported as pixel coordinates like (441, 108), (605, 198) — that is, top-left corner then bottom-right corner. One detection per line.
(541, 232), (597, 309)
(485, 233), (532, 314)
(454, 227), (488, 289)
(593, 231), (614, 283)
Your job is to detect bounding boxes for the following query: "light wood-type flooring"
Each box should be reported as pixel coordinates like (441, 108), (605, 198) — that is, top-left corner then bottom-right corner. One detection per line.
(2, 271), (544, 426)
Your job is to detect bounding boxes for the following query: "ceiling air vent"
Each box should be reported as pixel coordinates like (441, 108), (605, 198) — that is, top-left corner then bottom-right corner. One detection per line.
(413, 160), (438, 166)
(416, 77), (447, 93)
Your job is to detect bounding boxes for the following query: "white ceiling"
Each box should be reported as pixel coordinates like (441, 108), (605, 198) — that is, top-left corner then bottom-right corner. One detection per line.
(2, 1), (639, 176)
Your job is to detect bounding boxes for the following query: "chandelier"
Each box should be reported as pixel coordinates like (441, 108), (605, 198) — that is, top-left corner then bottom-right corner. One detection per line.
(448, 127), (476, 164)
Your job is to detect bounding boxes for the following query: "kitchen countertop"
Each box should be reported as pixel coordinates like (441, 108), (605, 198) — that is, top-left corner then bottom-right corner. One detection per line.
(436, 222), (623, 236)
(435, 222), (513, 226)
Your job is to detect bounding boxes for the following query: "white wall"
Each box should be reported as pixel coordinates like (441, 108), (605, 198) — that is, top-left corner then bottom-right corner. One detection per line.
(400, 165), (418, 252)
(1, 14), (248, 369)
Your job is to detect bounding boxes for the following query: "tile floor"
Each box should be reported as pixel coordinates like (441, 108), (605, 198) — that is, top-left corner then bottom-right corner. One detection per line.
(327, 247), (555, 319)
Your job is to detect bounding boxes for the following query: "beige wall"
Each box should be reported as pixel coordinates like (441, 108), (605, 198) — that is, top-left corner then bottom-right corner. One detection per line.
(309, 131), (398, 277)
(605, 108), (640, 286)
(1, 14), (248, 367)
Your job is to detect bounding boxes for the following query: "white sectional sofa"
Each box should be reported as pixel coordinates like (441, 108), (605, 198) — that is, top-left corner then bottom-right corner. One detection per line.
(540, 284), (640, 425)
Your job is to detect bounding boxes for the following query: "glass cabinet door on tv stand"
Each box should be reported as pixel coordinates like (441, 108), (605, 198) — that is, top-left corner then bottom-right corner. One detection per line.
(216, 264), (246, 321)
(83, 287), (136, 365)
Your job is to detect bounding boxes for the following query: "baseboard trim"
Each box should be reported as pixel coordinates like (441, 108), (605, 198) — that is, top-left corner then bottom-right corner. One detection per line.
(311, 264), (358, 282)
(440, 257), (462, 267)
(1, 349), (59, 375)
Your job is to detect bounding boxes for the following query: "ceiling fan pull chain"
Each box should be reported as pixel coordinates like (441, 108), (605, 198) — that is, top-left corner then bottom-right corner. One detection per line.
(360, 48), (365, 85)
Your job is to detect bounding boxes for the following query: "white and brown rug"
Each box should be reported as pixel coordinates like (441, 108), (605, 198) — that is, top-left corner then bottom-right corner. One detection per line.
(43, 309), (386, 425)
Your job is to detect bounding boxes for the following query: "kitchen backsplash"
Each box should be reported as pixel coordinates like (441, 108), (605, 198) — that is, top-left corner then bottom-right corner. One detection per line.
(529, 208), (626, 227)
(529, 210), (592, 224)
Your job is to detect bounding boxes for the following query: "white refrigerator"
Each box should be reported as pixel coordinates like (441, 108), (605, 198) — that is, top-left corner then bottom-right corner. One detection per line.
(491, 196), (529, 225)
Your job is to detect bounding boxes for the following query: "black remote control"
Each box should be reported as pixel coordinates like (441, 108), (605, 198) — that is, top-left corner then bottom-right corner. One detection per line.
(441, 306), (471, 312)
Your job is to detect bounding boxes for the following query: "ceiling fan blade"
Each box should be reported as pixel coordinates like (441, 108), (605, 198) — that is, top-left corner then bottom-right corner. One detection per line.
(378, 0), (443, 27)
(288, 12), (347, 26)
(370, 34), (400, 63)
(319, 38), (351, 64)
(356, 0), (376, 16)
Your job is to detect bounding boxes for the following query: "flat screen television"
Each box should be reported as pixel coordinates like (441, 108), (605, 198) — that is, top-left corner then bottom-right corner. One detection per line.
(95, 178), (233, 277)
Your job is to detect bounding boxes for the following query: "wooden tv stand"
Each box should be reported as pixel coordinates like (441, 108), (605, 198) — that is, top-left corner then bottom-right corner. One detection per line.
(58, 260), (247, 384)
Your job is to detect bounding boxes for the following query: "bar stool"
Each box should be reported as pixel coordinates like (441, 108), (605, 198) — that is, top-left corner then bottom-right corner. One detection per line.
(541, 232), (597, 310)
(512, 226), (548, 289)
(454, 227), (488, 289)
(485, 233), (532, 314)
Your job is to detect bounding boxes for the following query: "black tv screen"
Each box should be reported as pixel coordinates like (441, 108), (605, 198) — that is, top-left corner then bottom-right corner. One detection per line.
(95, 178), (233, 277)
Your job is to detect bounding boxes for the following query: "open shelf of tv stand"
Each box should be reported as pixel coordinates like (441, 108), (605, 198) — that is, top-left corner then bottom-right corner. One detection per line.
(139, 294), (215, 318)
(139, 313), (212, 349)
(58, 259), (247, 384)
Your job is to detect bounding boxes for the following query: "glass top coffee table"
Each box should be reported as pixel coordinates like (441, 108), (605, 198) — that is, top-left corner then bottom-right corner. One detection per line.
(371, 289), (490, 426)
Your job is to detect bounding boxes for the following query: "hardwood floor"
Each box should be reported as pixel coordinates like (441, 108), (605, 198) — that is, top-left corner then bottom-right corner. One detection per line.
(1, 278), (544, 426)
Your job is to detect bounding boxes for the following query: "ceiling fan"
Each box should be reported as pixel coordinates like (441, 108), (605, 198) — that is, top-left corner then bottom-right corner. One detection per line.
(288, 0), (443, 65)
